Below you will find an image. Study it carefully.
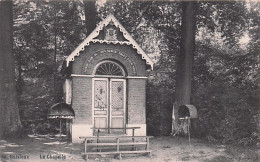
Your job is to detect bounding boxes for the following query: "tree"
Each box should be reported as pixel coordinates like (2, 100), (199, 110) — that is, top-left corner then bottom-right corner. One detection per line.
(172, 2), (196, 133)
(84, 0), (97, 36)
(171, 1), (251, 135)
(0, 0), (22, 139)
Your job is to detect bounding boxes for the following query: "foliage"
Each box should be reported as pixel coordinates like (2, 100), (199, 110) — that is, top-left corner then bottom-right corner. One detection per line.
(11, 0), (259, 147)
(147, 84), (173, 136)
(190, 2), (259, 146)
(13, 0), (87, 133)
(22, 119), (59, 135)
(196, 1), (248, 46)
(146, 1), (258, 146)
(191, 42), (259, 145)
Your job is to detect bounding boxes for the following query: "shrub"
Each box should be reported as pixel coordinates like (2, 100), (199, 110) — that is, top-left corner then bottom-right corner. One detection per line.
(192, 81), (259, 146)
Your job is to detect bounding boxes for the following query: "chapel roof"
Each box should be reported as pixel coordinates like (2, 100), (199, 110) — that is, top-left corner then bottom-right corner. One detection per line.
(66, 14), (154, 70)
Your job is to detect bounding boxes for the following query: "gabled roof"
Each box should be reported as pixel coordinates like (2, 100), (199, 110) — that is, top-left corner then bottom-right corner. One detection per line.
(66, 14), (154, 70)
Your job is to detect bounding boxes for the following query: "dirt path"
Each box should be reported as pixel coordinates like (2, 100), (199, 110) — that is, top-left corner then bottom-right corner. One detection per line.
(0, 135), (257, 162)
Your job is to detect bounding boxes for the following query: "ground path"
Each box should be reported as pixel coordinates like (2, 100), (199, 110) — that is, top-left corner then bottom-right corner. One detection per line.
(0, 135), (258, 162)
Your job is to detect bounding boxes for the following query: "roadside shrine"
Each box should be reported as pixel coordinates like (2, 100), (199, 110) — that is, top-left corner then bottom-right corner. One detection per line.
(62, 14), (154, 143)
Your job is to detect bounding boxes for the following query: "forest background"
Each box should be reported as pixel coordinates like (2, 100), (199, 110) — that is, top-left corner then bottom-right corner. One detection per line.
(6, 0), (260, 147)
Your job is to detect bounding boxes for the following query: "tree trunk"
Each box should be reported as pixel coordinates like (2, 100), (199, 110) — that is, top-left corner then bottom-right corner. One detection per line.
(84, 0), (97, 37)
(0, 0), (22, 139)
(172, 1), (196, 135)
(17, 50), (23, 101)
(53, 17), (58, 102)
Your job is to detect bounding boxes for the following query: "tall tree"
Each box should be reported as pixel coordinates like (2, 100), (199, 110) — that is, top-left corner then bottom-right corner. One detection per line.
(0, 0), (22, 139)
(172, 1), (196, 134)
(171, 1), (249, 135)
(84, 0), (97, 36)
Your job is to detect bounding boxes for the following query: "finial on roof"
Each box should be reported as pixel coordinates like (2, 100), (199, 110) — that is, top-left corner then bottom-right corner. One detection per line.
(109, 20), (114, 25)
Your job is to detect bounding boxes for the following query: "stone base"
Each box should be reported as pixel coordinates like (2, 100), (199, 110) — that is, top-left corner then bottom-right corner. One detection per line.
(72, 124), (93, 143)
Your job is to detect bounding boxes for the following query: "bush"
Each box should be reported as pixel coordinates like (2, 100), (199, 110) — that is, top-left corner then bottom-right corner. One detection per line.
(21, 119), (60, 135)
(34, 122), (59, 135)
(147, 82), (173, 136)
(192, 81), (259, 146)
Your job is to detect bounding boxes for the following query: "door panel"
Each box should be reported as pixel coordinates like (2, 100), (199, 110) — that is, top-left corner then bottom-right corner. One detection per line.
(110, 79), (126, 134)
(94, 117), (107, 133)
(111, 117), (124, 133)
(94, 80), (108, 109)
(93, 78), (126, 134)
(111, 110), (124, 116)
(94, 117), (107, 128)
(93, 78), (108, 133)
(94, 110), (107, 115)
(111, 81), (124, 109)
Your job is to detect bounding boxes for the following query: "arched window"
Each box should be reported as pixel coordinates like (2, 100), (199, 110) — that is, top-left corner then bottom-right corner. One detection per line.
(94, 61), (125, 76)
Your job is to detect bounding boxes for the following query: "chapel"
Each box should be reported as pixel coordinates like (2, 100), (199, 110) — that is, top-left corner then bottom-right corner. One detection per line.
(62, 14), (154, 143)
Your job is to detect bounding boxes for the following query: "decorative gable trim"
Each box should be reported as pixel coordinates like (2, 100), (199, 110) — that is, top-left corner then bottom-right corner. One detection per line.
(66, 14), (154, 70)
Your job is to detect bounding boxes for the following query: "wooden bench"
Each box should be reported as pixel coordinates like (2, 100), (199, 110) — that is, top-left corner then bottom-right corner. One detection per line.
(79, 136), (153, 161)
(92, 127), (141, 137)
(91, 127), (141, 150)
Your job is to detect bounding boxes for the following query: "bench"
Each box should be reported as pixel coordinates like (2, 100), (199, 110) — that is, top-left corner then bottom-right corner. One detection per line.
(79, 136), (153, 161)
(91, 127), (141, 137)
(91, 127), (141, 149)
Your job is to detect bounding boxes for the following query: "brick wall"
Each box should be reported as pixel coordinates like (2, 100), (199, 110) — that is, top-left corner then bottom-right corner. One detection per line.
(127, 78), (146, 124)
(71, 77), (147, 125)
(72, 43), (147, 76)
(71, 77), (92, 124)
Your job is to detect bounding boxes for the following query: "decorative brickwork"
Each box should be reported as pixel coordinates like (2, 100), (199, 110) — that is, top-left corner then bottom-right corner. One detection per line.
(72, 43), (146, 76)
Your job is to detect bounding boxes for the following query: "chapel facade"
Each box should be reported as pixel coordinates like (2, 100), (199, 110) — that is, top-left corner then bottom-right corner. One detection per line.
(62, 15), (153, 143)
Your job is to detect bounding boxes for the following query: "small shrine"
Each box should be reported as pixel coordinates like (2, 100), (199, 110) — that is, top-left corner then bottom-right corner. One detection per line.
(62, 15), (153, 143)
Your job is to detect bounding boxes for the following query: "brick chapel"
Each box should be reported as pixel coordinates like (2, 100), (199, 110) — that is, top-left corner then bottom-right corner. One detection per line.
(62, 14), (154, 143)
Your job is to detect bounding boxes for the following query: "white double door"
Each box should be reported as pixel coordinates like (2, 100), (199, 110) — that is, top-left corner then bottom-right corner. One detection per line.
(93, 78), (126, 134)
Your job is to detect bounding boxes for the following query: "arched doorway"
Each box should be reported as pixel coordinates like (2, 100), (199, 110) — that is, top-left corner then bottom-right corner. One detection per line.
(92, 60), (126, 134)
